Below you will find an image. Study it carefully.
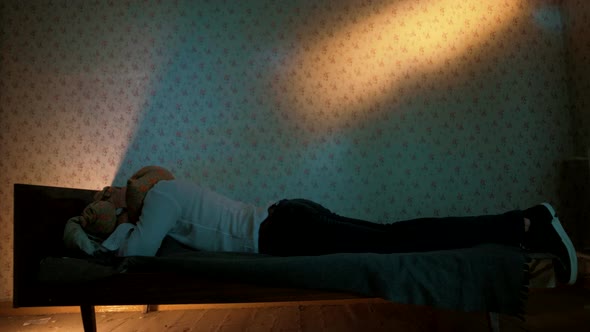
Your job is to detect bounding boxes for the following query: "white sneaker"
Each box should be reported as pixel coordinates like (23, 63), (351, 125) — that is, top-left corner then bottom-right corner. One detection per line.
(524, 203), (578, 285)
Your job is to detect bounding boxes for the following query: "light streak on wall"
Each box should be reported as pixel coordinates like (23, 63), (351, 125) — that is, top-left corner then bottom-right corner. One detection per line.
(280, 0), (526, 126)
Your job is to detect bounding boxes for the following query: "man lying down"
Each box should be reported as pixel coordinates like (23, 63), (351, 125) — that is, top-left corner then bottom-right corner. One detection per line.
(64, 166), (578, 286)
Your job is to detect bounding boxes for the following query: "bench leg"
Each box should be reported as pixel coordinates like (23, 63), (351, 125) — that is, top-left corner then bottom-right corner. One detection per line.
(487, 312), (500, 332)
(80, 305), (97, 332)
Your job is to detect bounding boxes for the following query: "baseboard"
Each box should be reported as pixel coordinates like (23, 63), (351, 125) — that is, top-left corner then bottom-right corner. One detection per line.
(1, 298), (384, 317)
(0, 303), (146, 316)
(151, 298), (386, 312)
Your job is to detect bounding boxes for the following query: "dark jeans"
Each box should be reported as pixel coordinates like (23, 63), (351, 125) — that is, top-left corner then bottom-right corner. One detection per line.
(258, 199), (525, 256)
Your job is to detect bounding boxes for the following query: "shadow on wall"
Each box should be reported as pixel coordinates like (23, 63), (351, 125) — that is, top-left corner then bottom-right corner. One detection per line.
(561, 0), (590, 156)
(110, 0), (570, 217)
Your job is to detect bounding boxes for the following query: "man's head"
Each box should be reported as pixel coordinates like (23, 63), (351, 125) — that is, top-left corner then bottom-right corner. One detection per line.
(90, 166), (174, 229)
(80, 200), (117, 238)
(94, 186), (127, 208)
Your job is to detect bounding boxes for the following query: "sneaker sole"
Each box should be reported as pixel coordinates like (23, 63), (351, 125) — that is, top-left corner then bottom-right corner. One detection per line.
(541, 203), (578, 285)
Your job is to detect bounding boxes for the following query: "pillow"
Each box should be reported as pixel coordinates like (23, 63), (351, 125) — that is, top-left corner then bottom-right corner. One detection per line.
(126, 165), (175, 223)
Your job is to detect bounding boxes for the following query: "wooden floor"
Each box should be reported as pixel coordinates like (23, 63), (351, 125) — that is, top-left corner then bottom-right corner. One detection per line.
(1, 288), (589, 332)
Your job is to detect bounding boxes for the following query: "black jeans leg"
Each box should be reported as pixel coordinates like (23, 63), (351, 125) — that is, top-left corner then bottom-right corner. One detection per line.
(258, 199), (525, 256)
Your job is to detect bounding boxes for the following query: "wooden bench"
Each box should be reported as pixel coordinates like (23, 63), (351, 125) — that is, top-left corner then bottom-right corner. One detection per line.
(12, 183), (559, 332)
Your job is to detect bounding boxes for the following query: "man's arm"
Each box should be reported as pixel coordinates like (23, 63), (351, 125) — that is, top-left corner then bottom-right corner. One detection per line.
(118, 189), (180, 256)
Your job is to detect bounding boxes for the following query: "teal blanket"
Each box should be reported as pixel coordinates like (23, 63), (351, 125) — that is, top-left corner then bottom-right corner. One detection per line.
(40, 243), (529, 316)
(127, 245), (528, 315)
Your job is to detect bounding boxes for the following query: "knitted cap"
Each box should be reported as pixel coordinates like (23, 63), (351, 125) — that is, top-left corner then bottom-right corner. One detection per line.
(80, 201), (117, 238)
(126, 166), (174, 223)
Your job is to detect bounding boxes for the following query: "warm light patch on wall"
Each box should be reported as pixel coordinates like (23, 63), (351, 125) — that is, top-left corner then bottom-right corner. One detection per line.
(280, 0), (526, 127)
(10, 67), (155, 189)
(0, 4), (175, 189)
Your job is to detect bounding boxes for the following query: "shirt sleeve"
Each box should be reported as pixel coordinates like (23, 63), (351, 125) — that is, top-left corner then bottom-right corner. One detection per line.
(101, 223), (136, 252)
(118, 188), (180, 256)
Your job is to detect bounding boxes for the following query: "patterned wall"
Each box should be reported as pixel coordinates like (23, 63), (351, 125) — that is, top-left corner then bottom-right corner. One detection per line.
(0, 0), (579, 301)
(562, 0), (590, 156)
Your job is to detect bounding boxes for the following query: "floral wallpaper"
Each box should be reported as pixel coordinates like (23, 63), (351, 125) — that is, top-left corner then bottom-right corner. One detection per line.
(562, 0), (590, 157)
(0, 0), (582, 301)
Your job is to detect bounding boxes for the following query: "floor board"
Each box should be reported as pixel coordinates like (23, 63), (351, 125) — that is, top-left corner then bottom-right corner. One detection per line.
(1, 288), (589, 331)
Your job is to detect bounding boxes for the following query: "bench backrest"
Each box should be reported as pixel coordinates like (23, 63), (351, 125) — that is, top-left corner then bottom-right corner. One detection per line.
(13, 183), (95, 307)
